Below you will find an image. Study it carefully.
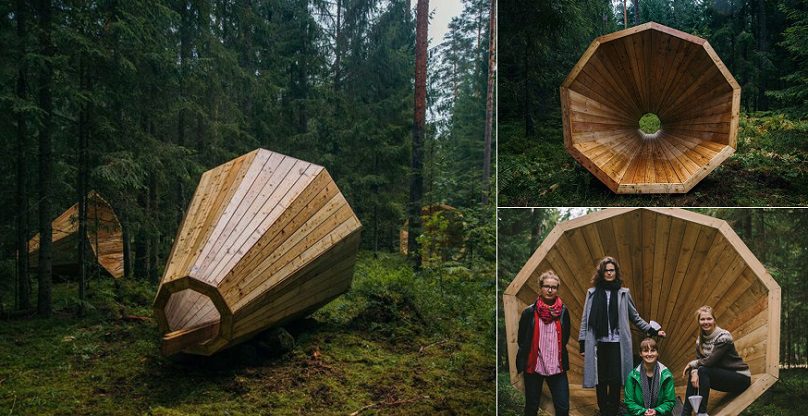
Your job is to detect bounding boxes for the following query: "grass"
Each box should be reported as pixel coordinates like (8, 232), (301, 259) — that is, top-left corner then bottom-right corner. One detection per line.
(0, 252), (495, 415)
(639, 113), (661, 134)
(497, 369), (808, 416)
(498, 113), (808, 206)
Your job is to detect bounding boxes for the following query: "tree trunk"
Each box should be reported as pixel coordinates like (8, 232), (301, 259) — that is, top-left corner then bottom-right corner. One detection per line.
(149, 174), (160, 284)
(77, 52), (89, 316)
(756, 0), (768, 110)
(122, 214), (132, 279)
(482, 0), (495, 205)
(15, 0), (31, 311)
(333, 0), (342, 91)
(408, 0), (429, 269)
(522, 37), (534, 136)
(135, 187), (150, 280)
(36, 0), (53, 317)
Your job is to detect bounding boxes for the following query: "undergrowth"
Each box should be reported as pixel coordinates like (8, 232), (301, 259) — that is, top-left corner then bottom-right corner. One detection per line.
(499, 113), (808, 206)
(0, 251), (494, 415)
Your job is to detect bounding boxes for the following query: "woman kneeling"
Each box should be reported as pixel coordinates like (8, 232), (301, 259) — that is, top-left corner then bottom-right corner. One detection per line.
(680, 306), (751, 415)
(625, 338), (675, 416)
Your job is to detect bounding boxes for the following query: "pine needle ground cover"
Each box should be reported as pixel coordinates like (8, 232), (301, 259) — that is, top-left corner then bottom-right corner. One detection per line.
(0, 253), (494, 415)
(498, 113), (808, 206)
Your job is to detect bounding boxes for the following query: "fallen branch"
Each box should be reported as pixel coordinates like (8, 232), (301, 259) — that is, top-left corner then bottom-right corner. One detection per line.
(419, 339), (449, 353)
(349, 396), (428, 416)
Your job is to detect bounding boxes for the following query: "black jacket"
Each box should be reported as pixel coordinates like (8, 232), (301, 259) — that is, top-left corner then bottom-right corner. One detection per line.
(516, 302), (571, 374)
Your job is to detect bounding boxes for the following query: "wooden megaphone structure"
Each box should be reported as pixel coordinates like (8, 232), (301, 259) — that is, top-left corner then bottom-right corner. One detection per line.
(561, 23), (740, 193)
(503, 208), (780, 415)
(28, 191), (124, 279)
(154, 149), (362, 356)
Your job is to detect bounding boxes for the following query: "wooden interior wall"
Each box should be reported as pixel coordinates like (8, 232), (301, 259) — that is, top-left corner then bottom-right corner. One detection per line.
(503, 208), (780, 416)
(561, 23), (740, 193)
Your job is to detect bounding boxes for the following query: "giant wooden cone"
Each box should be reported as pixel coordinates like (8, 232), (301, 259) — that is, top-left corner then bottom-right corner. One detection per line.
(503, 208), (780, 415)
(28, 191), (124, 279)
(154, 149), (362, 356)
(561, 23), (740, 193)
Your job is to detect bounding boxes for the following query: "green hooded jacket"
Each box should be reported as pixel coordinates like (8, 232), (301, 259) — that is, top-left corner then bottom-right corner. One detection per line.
(624, 362), (676, 416)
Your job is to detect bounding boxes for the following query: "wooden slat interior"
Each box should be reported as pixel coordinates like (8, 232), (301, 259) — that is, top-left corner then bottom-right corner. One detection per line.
(165, 288), (221, 332)
(565, 27), (736, 189)
(505, 209), (777, 415)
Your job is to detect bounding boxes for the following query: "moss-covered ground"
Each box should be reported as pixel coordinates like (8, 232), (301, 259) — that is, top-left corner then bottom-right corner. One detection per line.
(0, 252), (495, 415)
(498, 113), (808, 206)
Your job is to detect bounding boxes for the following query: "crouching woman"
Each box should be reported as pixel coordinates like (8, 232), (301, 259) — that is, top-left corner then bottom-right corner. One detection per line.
(625, 338), (675, 416)
(680, 306), (751, 415)
(516, 270), (571, 416)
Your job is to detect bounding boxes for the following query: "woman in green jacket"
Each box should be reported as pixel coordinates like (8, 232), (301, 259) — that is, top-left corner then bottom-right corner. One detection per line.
(625, 338), (676, 416)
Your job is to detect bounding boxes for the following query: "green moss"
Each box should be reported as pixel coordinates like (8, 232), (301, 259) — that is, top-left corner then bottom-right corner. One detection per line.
(639, 113), (661, 134)
(0, 252), (494, 415)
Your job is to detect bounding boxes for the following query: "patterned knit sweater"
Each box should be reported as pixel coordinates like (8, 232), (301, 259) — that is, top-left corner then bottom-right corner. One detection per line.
(688, 326), (751, 377)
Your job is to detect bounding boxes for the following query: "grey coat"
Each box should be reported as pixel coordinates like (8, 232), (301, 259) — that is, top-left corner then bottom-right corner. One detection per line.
(578, 287), (654, 388)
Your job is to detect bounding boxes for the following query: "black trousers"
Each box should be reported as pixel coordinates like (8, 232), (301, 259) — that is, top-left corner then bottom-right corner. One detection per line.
(680, 366), (750, 415)
(524, 371), (570, 416)
(596, 342), (622, 416)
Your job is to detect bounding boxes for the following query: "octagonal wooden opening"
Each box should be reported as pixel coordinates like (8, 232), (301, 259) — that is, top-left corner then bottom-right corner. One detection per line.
(154, 149), (362, 356)
(503, 208), (780, 416)
(560, 23), (741, 193)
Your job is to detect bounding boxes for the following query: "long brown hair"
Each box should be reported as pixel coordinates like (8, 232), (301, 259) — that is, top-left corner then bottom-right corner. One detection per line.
(695, 305), (715, 355)
(590, 256), (623, 286)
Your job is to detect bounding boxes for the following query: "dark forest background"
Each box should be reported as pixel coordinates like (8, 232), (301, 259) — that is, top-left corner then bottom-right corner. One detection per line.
(499, 0), (808, 206)
(0, 0), (495, 313)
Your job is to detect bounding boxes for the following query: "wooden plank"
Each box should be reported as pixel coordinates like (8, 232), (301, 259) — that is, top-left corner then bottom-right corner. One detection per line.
(199, 160), (320, 283)
(208, 164), (327, 286)
(191, 150), (282, 280)
(161, 321), (220, 356)
(230, 212), (361, 312)
(223, 195), (355, 305)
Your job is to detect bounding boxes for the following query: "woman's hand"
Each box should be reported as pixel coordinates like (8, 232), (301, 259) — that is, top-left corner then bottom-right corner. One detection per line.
(657, 330), (666, 337)
(644, 409), (657, 416)
(690, 369), (699, 389)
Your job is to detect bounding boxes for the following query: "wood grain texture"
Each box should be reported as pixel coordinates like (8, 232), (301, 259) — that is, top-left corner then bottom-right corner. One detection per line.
(561, 22), (740, 193)
(153, 149), (362, 356)
(28, 191), (124, 278)
(504, 208), (780, 415)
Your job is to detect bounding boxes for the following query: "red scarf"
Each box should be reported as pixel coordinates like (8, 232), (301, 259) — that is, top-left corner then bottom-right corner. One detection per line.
(526, 296), (564, 374)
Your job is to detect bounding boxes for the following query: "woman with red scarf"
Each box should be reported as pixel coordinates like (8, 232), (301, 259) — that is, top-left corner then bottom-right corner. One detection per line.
(516, 270), (571, 416)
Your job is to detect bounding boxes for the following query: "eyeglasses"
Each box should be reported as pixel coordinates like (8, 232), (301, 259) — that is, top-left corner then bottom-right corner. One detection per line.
(541, 285), (558, 290)
(605, 269), (616, 273)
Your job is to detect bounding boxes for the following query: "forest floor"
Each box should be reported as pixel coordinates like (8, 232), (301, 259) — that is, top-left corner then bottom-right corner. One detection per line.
(497, 368), (808, 416)
(0, 252), (495, 415)
(498, 112), (808, 206)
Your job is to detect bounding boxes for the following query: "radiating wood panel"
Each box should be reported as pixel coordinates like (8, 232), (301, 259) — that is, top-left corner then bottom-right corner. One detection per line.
(28, 191), (124, 279)
(153, 149), (362, 356)
(561, 22), (740, 193)
(503, 208), (780, 416)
